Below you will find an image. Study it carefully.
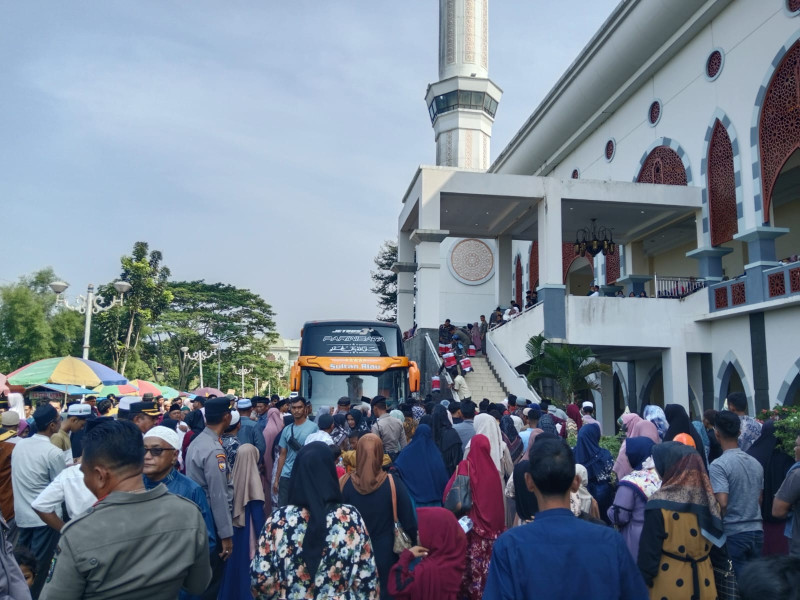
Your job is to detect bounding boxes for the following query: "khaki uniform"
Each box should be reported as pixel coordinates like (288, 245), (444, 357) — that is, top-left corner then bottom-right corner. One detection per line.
(185, 428), (234, 540)
(39, 484), (210, 600)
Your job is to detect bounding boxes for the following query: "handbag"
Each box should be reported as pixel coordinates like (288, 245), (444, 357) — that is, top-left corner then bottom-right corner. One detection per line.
(444, 463), (472, 517)
(388, 475), (414, 554)
(712, 554), (739, 600)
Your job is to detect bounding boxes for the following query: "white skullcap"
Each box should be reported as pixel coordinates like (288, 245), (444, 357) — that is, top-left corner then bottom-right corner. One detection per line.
(229, 410), (240, 427)
(582, 401), (594, 410)
(305, 431), (334, 446)
(118, 396), (136, 411)
(144, 426), (181, 450)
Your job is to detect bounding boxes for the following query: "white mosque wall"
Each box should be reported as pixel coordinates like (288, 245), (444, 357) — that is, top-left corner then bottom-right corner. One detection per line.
(438, 237), (498, 325)
(764, 307), (800, 407)
(707, 313), (756, 412)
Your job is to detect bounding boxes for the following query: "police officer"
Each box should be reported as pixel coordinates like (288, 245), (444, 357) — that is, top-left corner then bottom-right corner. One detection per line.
(128, 399), (160, 435)
(185, 397), (234, 599)
(40, 419), (210, 600)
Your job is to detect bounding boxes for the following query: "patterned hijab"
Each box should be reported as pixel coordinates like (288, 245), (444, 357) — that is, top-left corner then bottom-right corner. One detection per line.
(643, 405), (669, 440)
(471, 413), (505, 471)
(647, 442), (724, 547)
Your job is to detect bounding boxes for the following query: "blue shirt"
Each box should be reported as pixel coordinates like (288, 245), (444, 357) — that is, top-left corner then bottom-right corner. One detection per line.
(278, 419), (319, 478)
(484, 508), (649, 600)
(143, 468), (217, 553)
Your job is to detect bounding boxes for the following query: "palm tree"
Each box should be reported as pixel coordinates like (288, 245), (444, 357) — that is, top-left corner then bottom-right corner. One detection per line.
(525, 334), (610, 405)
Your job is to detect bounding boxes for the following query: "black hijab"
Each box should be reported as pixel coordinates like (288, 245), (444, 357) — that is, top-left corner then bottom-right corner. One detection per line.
(432, 405), (460, 452)
(513, 460), (538, 520)
(287, 442), (343, 577)
(663, 404), (706, 466)
(348, 409), (367, 432)
(747, 420), (795, 521)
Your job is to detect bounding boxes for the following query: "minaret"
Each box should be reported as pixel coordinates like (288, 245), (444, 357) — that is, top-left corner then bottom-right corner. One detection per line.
(426, 0), (502, 169)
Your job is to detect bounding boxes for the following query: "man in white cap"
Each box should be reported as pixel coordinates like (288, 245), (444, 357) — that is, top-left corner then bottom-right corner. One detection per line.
(142, 426), (217, 559)
(51, 403), (92, 466)
(235, 399), (265, 461)
(581, 401), (602, 434)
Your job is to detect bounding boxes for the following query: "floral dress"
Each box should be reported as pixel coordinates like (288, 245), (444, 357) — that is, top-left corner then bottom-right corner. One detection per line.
(250, 504), (379, 600)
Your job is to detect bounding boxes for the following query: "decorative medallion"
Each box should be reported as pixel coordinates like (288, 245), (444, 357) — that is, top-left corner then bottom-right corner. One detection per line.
(788, 0), (800, 14)
(605, 139), (616, 162)
(648, 100), (662, 126)
(448, 238), (495, 285)
(706, 49), (724, 81)
(571, 169), (579, 179)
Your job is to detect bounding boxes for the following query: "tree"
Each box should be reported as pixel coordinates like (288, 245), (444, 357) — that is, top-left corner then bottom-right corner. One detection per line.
(525, 334), (610, 406)
(0, 268), (83, 372)
(92, 242), (172, 377)
(370, 239), (398, 322)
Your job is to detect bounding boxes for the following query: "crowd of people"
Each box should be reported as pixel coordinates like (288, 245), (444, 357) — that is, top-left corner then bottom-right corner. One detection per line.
(0, 385), (799, 599)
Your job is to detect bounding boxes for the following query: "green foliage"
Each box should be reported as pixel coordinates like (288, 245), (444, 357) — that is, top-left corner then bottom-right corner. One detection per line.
(370, 240), (397, 322)
(599, 434), (624, 461)
(758, 405), (800, 456)
(0, 268), (83, 372)
(525, 335), (611, 406)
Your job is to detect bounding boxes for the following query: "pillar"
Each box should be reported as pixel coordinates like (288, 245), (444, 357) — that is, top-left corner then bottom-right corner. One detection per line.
(393, 231), (416, 332)
(411, 229), (449, 330)
(734, 226), (789, 304)
(686, 247), (732, 282)
(597, 365), (615, 435)
(537, 184), (566, 339)
(496, 235), (512, 307)
(661, 347), (689, 410)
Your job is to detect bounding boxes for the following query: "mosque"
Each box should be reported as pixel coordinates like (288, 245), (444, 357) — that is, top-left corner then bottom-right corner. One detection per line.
(395, 0), (800, 433)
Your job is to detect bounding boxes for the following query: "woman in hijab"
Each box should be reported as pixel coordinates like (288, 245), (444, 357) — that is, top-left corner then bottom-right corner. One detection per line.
(538, 412), (558, 437)
(642, 405), (669, 441)
(500, 415), (524, 464)
(614, 413), (661, 480)
(340, 434), (417, 599)
(663, 404), (707, 467)
(570, 464), (601, 520)
(470, 322), (482, 352)
(261, 407), (284, 514)
(390, 409), (405, 422)
(394, 424), (450, 507)
(512, 460), (538, 522)
(432, 405), (463, 476)
(388, 507), (467, 600)
(637, 442), (724, 600)
(347, 408), (369, 434)
(330, 413), (350, 451)
(747, 420), (794, 555)
(465, 413), (514, 482)
(401, 404), (417, 441)
(566, 403), (583, 430)
(220, 444), (265, 599)
(608, 437), (661, 560)
(250, 442), (378, 599)
(573, 423), (615, 522)
(692, 420), (711, 462)
(443, 434), (505, 600)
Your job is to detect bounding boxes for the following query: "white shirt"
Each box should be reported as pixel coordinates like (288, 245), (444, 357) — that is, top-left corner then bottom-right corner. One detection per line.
(31, 464), (97, 519)
(453, 375), (472, 400)
(11, 434), (66, 527)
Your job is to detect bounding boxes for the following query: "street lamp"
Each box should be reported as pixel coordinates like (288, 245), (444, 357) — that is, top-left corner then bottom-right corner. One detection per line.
(233, 366), (252, 396)
(50, 280), (131, 360)
(182, 346), (216, 389)
(253, 375), (259, 397)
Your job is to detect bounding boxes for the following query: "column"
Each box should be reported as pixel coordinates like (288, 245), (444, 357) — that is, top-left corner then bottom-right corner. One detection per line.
(496, 235), (512, 307)
(661, 347), (689, 410)
(616, 240), (652, 295)
(537, 184), (566, 339)
(733, 226), (788, 304)
(597, 364), (615, 434)
(393, 231), (416, 332)
(411, 230), (449, 330)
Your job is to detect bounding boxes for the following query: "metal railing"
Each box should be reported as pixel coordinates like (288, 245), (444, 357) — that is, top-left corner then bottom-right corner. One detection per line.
(424, 333), (459, 401)
(653, 274), (706, 299)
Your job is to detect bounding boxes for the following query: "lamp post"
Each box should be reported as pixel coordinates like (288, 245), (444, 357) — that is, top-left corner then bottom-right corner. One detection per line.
(233, 366), (252, 396)
(181, 345), (217, 389)
(253, 375), (259, 397)
(49, 281), (131, 360)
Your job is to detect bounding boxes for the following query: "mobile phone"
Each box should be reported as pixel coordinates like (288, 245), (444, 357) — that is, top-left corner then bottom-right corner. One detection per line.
(458, 516), (473, 533)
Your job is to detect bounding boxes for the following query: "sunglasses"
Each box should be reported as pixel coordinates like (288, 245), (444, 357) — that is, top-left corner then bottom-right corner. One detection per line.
(144, 447), (174, 456)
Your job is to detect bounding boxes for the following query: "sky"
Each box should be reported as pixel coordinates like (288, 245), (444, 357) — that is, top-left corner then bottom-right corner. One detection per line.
(0, 1), (619, 338)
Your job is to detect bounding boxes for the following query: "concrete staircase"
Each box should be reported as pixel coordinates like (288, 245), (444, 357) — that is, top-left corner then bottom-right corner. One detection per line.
(461, 355), (508, 403)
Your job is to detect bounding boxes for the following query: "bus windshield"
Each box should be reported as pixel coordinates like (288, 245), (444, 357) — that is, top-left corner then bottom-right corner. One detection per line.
(300, 368), (407, 407)
(300, 324), (402, 357)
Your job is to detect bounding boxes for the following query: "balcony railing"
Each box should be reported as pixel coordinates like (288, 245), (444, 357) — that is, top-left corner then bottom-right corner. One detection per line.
(708, 260), (800, 312)
(654, 275), (707, 299)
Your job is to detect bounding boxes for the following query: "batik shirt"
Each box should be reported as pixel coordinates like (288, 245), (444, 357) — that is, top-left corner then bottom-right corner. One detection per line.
(737, 415), (762, 453)
(250, 504), (378, 600)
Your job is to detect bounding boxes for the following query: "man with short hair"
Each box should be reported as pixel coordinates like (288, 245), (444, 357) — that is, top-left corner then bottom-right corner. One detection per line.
(51, 404), (88, 465)
(129, 400), (160, 435)
(726, 391), (762, 452)
(83, 395), (99, 417)
(336, 396), (351, 415)
(235, 399), (266, 461)
(39, 420), (211, 600)
(11, 405), (66, 595)
(448, 401), (463, 424)
(479, 314), (488, 355)
(185, 397), (235, 599)
(520, 408), (542, 452)
(143, 426), (217, 557)
(450, 368), (472, 404)
(484, 438), (648, 599)
(710, 410), (764, 576)
(453, 401), (476, 448)
(168, 403), (184, 422)
(772, 431), (800, 556)
(252, 396), (270, 430)
(581, 401), (602, 434)
(371, 396), (407, 459)
(273, 397), (318, 507)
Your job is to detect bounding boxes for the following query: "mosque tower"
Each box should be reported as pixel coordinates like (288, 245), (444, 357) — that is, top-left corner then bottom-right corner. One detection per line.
(426, 0), (502, 169)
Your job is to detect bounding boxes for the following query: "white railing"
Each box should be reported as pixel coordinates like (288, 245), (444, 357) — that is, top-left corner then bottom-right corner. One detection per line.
(485, 330), (541, 403)
(653, 274), (706, 299)
(424, 333), (459, 401)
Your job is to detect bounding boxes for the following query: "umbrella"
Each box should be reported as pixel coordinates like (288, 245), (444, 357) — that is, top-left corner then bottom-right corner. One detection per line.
(158, 385), (181, 399)
(129, 379), (163, 397)
(192, 386), (224, 397)
(8, 357), (128, 388)
(27, 384), (97, 396)
(95, 383), (140, 397)
(0, 373), (9, 396)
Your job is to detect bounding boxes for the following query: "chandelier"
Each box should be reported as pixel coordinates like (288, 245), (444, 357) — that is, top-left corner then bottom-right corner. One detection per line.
(574, 218), (616, 257)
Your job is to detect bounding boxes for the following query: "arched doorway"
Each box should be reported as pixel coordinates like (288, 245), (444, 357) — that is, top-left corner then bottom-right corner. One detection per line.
(514, 255), (523, 306)
(641, 368), (665, 408)
(771, 148), (800, 261)
(719, 362), (746, 407)
(777, 359), (800, 407)
(565, 256), (593, 296)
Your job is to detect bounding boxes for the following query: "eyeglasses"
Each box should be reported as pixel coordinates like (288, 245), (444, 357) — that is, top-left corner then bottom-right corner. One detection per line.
(143, 447), (174, 456)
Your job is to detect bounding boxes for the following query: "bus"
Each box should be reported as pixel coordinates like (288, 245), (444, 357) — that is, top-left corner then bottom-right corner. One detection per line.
(289, 320), (419, 409)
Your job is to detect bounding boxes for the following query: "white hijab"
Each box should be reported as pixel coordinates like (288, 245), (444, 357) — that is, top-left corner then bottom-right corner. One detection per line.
(8, 393), (25, 421)
(468, 413), (504, 471)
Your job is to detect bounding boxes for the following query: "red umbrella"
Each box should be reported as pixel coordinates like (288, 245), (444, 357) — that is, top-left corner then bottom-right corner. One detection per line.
(192, 386), (224, 397)
(129, 380), (163, 397)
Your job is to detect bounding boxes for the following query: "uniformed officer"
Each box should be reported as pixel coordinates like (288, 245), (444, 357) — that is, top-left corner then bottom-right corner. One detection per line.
(129, 398), (160, 435)
(185, 396), (234, 599)
(39, 419), (211, 600)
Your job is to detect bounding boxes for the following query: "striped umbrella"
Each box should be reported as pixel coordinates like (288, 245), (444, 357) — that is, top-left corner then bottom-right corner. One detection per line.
(8, 357), (128, 388)
(129, 379), (163, 397)
(95, 383), (140, 397)
(158, 385), (181, 399)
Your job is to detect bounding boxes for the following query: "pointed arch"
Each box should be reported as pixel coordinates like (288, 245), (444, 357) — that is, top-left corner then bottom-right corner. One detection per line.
(634, 138), (693, 185)
(751, 32), (800, 223)
(639, 364), (664, 407)
(529, 241), (539, 291)
(514, 254), (523, 306)
(716, 351), (753, 412)
(776, 357), (800, 406)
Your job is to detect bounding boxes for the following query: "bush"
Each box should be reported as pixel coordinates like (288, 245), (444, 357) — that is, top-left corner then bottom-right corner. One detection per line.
(599, 433), (624, 460)
(758, 405), (800, 456)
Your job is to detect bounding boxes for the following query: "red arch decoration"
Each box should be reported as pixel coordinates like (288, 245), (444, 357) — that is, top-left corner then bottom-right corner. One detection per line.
(562, 243), (594, 283)
(708, 120), (738, 246)
(606, 251), (620, 284)
(527, 242), (596, 287)
(514, 256), (523, 306)
(637, 146), (687, 185)
(759, 40), (800, 220)
(529, 242), (539, 291)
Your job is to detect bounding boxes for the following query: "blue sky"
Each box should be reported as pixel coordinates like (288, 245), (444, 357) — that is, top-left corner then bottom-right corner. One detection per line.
(0, 1), (618, 337)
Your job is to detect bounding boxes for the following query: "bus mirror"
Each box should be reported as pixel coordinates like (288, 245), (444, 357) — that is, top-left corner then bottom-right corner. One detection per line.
(409, 361), (420, 393)
(290, 363), (300, 392)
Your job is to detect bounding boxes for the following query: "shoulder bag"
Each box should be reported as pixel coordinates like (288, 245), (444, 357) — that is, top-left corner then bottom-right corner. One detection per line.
(388, 474), (414, 554)
(711, 544), (739, 600)
(444, 462), (472, 517)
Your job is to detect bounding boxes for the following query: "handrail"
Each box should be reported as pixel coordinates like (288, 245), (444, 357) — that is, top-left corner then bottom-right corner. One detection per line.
(424, 333), (459, 401)
(653, 273), (706, 299)
(485, 330), (541, 402)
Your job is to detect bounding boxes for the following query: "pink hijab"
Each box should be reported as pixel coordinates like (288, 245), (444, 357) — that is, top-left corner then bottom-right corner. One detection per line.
(261, 408), (284, 513)
(614, 415), (660, 479)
